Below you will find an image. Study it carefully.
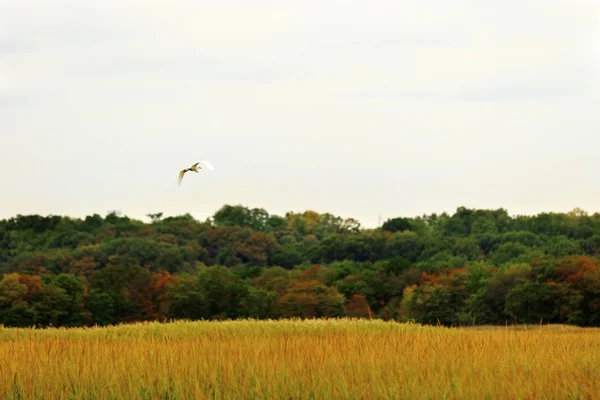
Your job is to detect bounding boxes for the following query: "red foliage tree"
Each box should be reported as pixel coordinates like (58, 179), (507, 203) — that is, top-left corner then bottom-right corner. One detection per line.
(344, 294), (372, 319)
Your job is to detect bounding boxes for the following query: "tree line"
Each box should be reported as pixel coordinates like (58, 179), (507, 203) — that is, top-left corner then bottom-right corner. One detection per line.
(0, 205), (599, 327)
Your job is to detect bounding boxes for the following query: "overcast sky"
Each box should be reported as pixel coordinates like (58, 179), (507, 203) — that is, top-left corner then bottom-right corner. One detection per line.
(1, 0), (599, 227)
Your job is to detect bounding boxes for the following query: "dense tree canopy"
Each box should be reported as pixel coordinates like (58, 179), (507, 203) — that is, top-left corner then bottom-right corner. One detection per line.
(1, 205), (599, 327)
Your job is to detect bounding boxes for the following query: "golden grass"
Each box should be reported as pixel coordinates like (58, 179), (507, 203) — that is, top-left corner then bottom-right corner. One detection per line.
(1, 319), (599, 399)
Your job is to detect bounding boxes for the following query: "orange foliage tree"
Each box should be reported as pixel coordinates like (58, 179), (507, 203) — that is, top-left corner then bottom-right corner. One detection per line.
(344, 294), (372, 319)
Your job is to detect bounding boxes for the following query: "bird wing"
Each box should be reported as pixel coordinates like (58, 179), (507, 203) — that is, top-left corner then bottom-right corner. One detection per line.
(190, 162), (200, 170)
(178, 169), (186, 185)
(200, 161), (215, 171)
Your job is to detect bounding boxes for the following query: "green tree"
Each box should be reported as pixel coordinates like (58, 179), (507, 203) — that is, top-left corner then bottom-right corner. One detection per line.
(167, 273), (208, 320)
(504, 280), (557, 323)
(382, 217), (411, 233)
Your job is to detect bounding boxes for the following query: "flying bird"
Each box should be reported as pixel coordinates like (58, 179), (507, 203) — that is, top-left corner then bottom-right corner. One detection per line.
(178, 161), (215, 185)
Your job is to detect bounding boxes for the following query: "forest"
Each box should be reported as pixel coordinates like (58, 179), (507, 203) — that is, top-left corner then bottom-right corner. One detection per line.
(0, 205), (599, 328)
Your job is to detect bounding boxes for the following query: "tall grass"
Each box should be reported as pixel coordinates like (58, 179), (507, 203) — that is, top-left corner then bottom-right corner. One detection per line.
(1, 319), (598, 399)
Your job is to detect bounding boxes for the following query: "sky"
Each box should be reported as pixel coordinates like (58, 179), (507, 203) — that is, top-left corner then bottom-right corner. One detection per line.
(1, 0), (599, 228)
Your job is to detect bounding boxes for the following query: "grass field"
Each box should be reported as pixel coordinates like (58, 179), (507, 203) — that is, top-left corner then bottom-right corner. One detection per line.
(1, 319), (599, 399)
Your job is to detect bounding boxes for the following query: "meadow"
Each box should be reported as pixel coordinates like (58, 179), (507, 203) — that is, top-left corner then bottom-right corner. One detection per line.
(1, 319), (599, 399)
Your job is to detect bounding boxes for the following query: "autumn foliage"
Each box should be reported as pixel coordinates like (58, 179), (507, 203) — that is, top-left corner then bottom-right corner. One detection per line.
(1, 205), (600, 327)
